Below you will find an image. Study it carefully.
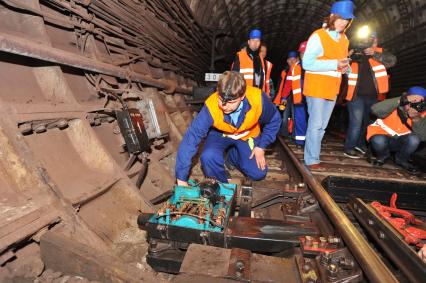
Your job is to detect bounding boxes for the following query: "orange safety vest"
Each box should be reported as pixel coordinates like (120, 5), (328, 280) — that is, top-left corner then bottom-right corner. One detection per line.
(347, 58), (389, 101)
(265, 60), (273, 96)
(237, 50), (266, 91)
(303, 28), (349, 100)
(205, 86), (262, 140)
(366, 109), (412, 141)
(273, 70), (287, 105)
(291, 62), (303, 104)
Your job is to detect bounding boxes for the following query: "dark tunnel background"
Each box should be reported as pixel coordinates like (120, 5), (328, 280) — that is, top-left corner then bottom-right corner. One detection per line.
(187, 0), (426, 96)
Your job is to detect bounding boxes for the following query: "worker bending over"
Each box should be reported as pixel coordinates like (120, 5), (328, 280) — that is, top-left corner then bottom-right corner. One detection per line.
(232, 29), (265, 91)
(175, 71), (281, 186)
(367, 86), (426, 175)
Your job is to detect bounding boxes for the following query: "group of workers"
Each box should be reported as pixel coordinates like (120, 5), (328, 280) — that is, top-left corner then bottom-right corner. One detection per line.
(174, 0), (425, 261)
(175, 0), (426, 185)
(176, 0), (425, 184)
(177, 0), (425, 185)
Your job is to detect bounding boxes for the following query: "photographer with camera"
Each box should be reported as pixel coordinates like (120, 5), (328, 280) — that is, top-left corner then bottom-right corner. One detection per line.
(366, 86), (426, 175)
(343, 30), (397, 159)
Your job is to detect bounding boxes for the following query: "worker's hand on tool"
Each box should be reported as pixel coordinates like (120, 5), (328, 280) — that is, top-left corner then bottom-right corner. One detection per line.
(418, 245), (426, 263)
(337, 58), (350, 69)
(250, 147), (266, 171)
(363, 47), (375, 56)
(176, 179), (189, 187)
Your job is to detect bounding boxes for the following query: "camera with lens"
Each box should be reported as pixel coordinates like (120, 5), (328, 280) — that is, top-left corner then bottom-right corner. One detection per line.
(350, 38), (374, 62)
(400, 93), (426, 113)
(410, 100), (426, 113)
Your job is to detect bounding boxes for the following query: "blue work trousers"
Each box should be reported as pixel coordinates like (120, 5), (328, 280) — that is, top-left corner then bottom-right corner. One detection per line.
(369, 134), (421, 164)
(294, 101), (308, 145)
(200, 131), (267, 183)
(344, 95), (377, 151)
(304, 96), (336, 165)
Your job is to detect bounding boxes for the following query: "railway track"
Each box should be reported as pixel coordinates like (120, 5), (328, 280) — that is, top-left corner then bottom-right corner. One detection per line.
(134, 134), (425, 282)
(273, 136), (425, 283)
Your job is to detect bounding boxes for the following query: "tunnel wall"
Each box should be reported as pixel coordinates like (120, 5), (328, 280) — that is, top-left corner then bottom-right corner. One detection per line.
(0, 0), (204, 279)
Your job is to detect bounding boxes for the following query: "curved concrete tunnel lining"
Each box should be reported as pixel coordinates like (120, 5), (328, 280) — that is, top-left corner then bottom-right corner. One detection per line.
(188, 0), (426, 93)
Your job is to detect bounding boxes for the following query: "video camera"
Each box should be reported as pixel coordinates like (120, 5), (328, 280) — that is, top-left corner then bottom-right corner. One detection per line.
(350, 25), (376, 62)
(350, 37), (374, 62)
(400, 93), (426, 113)
(410, 100), (426, 113)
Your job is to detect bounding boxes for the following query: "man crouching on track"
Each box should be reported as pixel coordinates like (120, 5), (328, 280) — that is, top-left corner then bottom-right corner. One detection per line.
(175, 71), (281, 186)
(367, 86), (426, 175)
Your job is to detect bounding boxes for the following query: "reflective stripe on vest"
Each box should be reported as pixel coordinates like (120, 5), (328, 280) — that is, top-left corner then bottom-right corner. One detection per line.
(205, 86), (263, 140)
(346, 58), (389, 101)
(303, 28), (349, 100)
(223, 131), (250, 140)
(374, 119), (410, 136)
(237, 50), (266, 91)
(291, 62), (303, 104)
(305, 70), (342, 78)
(366, 109), (412, 140)
(265, 60), (273, 96)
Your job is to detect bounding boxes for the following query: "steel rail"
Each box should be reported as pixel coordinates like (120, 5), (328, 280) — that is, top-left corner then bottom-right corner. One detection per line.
(277, 136), (398, 283)
(0, 32), (192, 94)
(349, 197), (426, 283)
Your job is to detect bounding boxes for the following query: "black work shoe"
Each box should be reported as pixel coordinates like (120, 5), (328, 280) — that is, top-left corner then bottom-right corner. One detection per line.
(371, 160), (385, 167)
(354, 146), (367, 155)
(344, 149), (362, 159)
(395, 162), (421, 176)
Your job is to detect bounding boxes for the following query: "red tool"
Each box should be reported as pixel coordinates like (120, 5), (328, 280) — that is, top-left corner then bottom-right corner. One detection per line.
(371, 193), (426, 247)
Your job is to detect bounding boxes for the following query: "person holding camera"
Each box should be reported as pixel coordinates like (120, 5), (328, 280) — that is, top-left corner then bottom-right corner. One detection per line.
(366, 86), (426, 175)
(343, 33), (397, 159)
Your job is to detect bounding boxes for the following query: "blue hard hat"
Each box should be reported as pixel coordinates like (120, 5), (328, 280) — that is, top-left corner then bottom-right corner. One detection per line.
(408, 86), (426, 99)
(330, 1), (355, 20)
(288, 51), (298, 58)
(249, 29), (262, 39)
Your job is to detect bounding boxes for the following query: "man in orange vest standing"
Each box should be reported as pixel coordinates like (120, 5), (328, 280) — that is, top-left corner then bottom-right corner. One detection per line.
(260, 43), (273, 97)
(273, 52), (299, 106)
(280, 42), (308, 147)
(232, 29), (265, 91)
(367, 86), (426, 175)
(343, 32), (396, 159)
(175, 71), (281, 186)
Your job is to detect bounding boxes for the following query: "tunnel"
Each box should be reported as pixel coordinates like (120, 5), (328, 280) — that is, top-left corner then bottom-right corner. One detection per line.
(0, 1), (425, 282)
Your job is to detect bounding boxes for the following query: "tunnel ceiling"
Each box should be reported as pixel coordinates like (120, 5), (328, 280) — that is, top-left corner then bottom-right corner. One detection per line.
(0, 0), (425, 91)
(187, 0), (426, 92)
